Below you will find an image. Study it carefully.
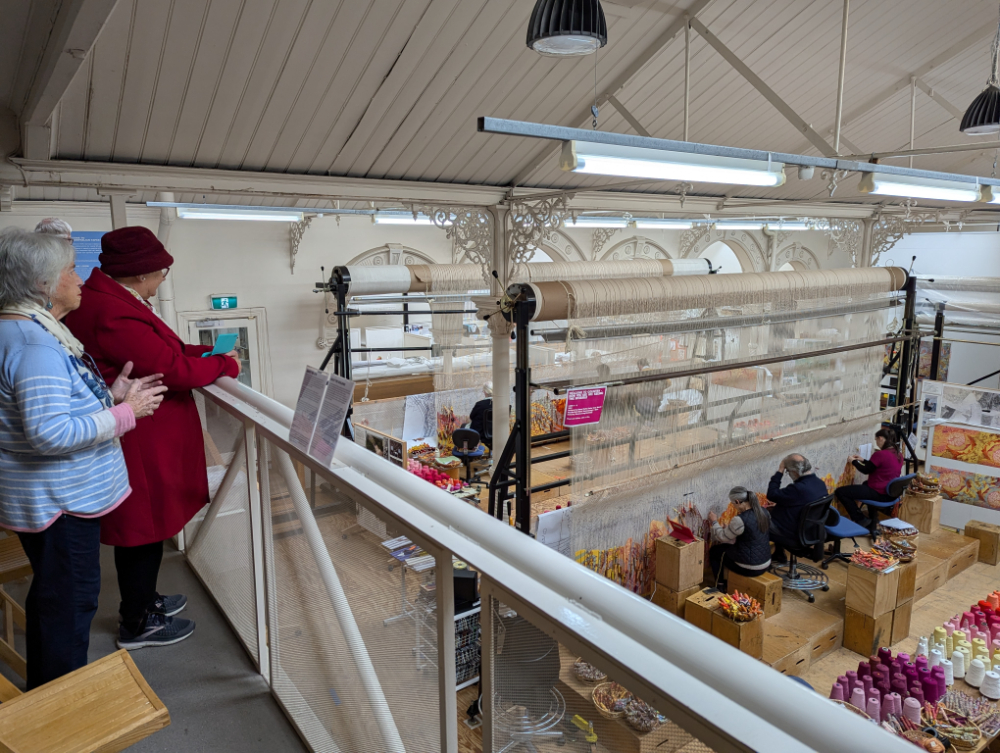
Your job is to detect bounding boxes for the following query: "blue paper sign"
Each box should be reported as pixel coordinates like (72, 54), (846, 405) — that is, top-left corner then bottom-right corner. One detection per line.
(71, 231), (105, 283)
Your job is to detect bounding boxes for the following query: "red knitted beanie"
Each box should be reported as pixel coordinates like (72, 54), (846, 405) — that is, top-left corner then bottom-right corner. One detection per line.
(99, 226), (174, 277)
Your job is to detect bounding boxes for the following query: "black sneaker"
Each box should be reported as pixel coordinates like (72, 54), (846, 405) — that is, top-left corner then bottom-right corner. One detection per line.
(117, 613), (195, 650)
(150, 593), (187, 617)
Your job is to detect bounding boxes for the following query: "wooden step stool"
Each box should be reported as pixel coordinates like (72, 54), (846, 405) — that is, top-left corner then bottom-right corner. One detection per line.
(0, 649), (169, 752)
(0, 535), (31, 682)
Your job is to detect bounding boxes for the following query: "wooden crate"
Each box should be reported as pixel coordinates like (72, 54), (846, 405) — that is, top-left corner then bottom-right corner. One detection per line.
(891, 600), (913, 646)
(899, 493), (942, 534)
(0, 649), (169, 753)
(844, 607), (894, 656)
(656, 536), (705, 591)
(762, 600), (843, 677)
(727, 571), (782, 618)
(965, 520), (1000, 566)
(845, 563), (899, 617)
(684, 588), (721, 633)
(948, 538), (980, 580)
(914, 555), (946, 601)
(711, 611), (764, 659)
(651, 584), (701, 616)
(895, 560), (917, 607)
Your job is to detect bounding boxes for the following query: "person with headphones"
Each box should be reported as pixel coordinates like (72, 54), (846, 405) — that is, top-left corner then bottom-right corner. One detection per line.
(707, 487), (772, 587)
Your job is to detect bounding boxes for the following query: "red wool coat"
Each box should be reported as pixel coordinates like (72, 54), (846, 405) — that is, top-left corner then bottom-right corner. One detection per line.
(65, 269), (239, 547)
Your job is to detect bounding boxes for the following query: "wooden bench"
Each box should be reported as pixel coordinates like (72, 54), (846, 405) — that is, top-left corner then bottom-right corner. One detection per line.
(0, 535), (30, 681)
(0, 649), (169, 752)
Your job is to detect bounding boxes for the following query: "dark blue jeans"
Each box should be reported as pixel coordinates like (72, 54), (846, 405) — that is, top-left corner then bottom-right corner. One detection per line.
(17, 514), (101, 690)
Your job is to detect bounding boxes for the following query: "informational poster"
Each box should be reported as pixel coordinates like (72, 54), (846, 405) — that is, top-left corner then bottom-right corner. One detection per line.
(289, 367), (354, 466)
(71, 231), (105, 283)
(916, 380), (1000, 461)
(563, 386), (607, 427)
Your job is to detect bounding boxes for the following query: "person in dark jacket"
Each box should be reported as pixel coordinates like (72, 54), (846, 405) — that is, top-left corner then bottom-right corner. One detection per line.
(767, 453), (828, 563)
(467, 382), (492, 449)
(707, 487), (771, 587)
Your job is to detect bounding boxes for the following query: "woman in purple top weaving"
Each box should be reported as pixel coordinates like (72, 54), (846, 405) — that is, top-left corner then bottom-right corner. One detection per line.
(834, 427), (905, 528)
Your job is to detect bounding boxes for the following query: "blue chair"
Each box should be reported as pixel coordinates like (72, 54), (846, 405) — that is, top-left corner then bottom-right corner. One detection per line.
(857, 473), (916, 535)
(451, 428), (486, 485)
(821, 508), (869, 569)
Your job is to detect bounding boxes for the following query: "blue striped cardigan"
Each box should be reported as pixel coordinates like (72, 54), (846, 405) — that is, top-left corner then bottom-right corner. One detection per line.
(0, 320), (130, 531)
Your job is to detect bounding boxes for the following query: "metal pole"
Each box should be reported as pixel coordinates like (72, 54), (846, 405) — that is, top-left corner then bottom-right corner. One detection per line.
(833, 0), (850, 154)
(896, 275), (917, 471)
(514, 292), (534, 536)
(489, 205), (511, 465)
(684, 17), (691, 141)
(929, 309), (944, 381)
(909, 77), (917, 169)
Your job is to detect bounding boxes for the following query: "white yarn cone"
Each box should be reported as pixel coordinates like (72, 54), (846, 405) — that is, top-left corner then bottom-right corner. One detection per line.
(929, 648), (942, 669)
(942, 658), (954, 686)
(917, 637), (929, 657)
(967, 659), (987, 688)
(952, 651), (966, 679)
(982, 671), (1000, 700)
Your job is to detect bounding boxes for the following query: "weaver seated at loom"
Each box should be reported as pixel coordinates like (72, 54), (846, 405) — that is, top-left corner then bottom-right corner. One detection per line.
(467, 382), (493, 450)
(834, 426), (905, 528)
(707, 487), (772, 589)
(767, 454), (828, 563)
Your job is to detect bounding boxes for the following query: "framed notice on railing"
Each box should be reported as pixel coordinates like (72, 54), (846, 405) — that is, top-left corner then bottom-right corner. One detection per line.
(355, 424), (408, 470)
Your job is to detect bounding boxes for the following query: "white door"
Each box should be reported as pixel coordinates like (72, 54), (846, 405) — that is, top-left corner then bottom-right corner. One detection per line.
(178, 308), (272, 395)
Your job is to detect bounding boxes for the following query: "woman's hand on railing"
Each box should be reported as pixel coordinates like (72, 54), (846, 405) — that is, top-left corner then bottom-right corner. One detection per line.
(223, 351), (242, 376)
(123, 379), (167, 418)
(110, 361), (165, 404)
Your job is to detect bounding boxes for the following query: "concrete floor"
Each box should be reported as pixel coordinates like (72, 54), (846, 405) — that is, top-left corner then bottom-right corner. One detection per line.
(3, 544), (307, 752)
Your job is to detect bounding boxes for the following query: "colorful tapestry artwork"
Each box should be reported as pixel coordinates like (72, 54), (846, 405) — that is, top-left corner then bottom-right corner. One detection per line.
(933, 468), (1000, 511)
(575, 519), (668, 597)
(931, 425), (1000, 469)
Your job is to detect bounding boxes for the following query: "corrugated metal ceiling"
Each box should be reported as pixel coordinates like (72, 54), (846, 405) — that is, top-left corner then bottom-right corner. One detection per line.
(4, 0), (1000, 206)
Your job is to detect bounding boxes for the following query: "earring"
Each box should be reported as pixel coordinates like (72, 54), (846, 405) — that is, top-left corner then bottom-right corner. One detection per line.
(45, 299), (54, 311)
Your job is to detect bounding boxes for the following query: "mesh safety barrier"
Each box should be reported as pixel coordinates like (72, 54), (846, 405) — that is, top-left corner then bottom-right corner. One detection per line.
(263, 441), (441, 752)
(485, 594), (718, 753)
(186, 394), (258, 663)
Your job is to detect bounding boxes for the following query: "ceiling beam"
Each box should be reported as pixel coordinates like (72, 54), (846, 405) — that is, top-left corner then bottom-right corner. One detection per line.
(914, 78), (965, 122)
(842, 140), (1000, 161)
(607, 95), (651, 137)
(689, 18), (836, 158)
(512, 0), (716, 185)
(19, 0), (120, 158)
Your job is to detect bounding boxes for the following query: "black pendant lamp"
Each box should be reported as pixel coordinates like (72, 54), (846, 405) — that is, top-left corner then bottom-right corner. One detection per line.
(962, 8), (1000, 135)
(526, 0), (608, 57)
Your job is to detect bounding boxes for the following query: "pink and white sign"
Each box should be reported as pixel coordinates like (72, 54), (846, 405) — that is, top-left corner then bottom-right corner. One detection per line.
(563, 387), (607, 427)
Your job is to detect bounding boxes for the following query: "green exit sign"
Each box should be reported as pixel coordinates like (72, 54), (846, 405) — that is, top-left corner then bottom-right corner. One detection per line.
(211, 295), (237, 310)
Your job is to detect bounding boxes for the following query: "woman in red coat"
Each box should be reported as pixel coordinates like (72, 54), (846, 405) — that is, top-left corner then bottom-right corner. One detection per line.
(65, 226), (240, 649)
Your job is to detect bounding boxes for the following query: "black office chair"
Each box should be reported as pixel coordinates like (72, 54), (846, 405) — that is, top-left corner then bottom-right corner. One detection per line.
(452, 428), (486, 485)
(482, 408), (493, 450)
(771, 495), (832, 603)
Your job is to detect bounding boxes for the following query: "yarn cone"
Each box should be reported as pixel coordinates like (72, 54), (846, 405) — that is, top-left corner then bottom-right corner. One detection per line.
(941, 658), (954, 686)
(967, 659), (987, 688)
(952, 650), (966, 679)
(830, 682), (845, 701)
(903, 697), (921, 723)
(982, 671), (1000, 700)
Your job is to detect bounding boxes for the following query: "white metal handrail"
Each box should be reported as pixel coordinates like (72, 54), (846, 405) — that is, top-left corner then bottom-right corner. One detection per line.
(201, 377), (915, 753)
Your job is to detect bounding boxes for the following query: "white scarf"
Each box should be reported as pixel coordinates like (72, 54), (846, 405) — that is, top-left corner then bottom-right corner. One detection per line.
(0, 301), (85, 358)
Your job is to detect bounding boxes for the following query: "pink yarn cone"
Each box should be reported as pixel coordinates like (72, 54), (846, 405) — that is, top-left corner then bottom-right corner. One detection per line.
(866, 696), (881, 720)
(891, 692), (903, 717)
(851, 687), (866, 709)
(830, 682), (845, 701)
(903, 697), (922, 723)
(990, 593), (1000, 610)
(862, 675), (873, 693)
(878, 647), (893, 665)
(910, 685), (925, 705)
(898, 652), (910, 665)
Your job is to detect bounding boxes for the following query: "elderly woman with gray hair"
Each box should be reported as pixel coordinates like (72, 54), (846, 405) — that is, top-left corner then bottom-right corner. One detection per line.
(0, 227), (164, 688)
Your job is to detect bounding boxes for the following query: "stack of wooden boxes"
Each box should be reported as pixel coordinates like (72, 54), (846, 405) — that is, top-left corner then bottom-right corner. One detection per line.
(844, 559), (915, 655)
(651, 536), (704, 616)
(683, 587), (764, 659)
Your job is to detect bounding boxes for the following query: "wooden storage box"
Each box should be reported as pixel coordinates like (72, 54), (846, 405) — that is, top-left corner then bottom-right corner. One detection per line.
(895, 560), (917, 607)
(684, 588), (721, 633)
(891, 600), (913, 646)
(651, 584), (701, 616)
(844, 607), (893, 656)
(845, 563), (899, 617)
(914, 555), (945, 601)
(711, 611), (763, 659)
(899, 493), (942, 534)
(965, 520), (1000, 565)
(727, 571), (782, 618)
(656, 536), (704, 591)
(948, 538), (980, 579)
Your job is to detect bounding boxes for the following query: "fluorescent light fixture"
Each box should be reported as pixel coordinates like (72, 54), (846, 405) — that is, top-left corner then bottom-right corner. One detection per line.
(560, 141), (786, 186)
(715, 221), (764, 230)
(858, 172), (982, 202)
(765, 221), (813, 231)
(374, 211), (435, 225)
(632, 218), (694, 229)
(177, 207), (304, 222)
(567, 216), (629, 228)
